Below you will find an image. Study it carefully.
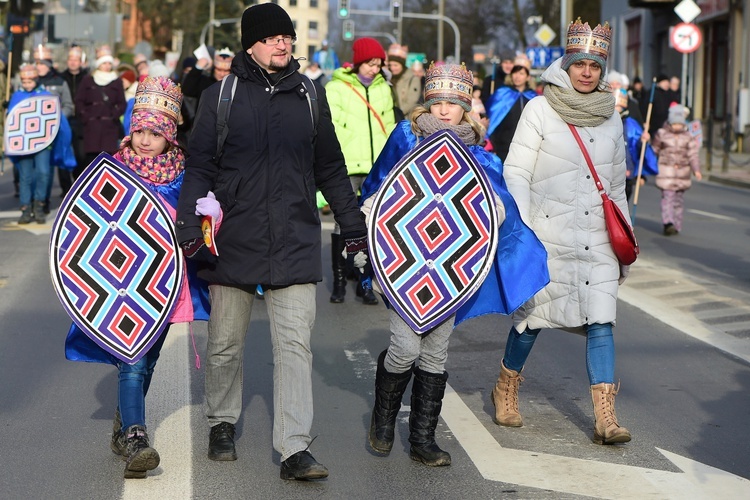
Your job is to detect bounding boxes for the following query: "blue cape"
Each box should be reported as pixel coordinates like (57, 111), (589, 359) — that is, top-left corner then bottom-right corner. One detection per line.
(361, 121), (549, 325)
(485, 87), (538, 138)
(64, 172), (210, 365)
(623, 116), (658, 178)
(8, 89), (77, 170)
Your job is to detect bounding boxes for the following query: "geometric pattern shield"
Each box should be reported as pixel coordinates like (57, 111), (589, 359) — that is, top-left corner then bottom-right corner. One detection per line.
(4, 95), (61, 155)
(49, 153), (183, 364)
(369, 130), (499, 334)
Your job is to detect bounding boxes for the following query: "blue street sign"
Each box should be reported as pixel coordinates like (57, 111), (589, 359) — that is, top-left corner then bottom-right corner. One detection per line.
(525, 46), (564, 68)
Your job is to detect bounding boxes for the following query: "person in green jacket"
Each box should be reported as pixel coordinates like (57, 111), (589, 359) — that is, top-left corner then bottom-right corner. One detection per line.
(325, 37), (397, 305)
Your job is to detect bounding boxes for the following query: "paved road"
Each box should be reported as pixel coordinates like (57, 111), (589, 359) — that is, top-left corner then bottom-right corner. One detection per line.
(0, 164), (748, 499)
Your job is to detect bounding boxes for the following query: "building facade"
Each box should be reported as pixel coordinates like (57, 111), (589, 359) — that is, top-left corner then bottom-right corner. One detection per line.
(602, 0), (749, 152)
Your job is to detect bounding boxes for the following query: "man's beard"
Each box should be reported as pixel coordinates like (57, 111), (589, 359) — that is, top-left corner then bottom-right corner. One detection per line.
(268, 56), (290, 73)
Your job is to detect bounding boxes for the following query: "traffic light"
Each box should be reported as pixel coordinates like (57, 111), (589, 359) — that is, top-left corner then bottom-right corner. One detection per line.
(338, 0), (350, 19)
(343, 20), (355, 41)
(390, 0), (402, 22)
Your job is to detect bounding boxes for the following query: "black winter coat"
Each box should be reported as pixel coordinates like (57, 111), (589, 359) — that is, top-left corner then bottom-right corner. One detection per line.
(176, 54), (366, 286)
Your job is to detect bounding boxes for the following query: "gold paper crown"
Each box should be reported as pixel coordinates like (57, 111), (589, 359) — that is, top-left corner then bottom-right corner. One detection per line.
(19, 63), (38, 79)
(214, 47), (234, 70)
(36, 44), (53, 61)
(387, 44), (408, 60)
(424, 62), (474, 111)
(132, 77), (183, 122)
(96, 45), (113, 59)
(565, 18), (611, 61)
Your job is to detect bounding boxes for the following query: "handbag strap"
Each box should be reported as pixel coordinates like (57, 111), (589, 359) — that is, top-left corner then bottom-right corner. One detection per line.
(343, 81), (387, 135)
(567, 123), (607, 200)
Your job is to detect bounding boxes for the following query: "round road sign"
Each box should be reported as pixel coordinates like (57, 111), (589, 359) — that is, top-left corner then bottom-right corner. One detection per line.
(670, 23), (702, 54)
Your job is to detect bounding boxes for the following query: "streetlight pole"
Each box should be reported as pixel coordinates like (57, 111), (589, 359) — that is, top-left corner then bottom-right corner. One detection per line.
(209, 0), (216, 47)
(437, 0), (444, 61)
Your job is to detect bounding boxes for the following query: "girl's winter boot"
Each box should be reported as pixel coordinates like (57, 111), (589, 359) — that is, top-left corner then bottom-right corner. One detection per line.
(123, 425), (160, 479)
(34, 200), (46, 224)
(18, 206), (33, 224)
(110, 408), (126, 456)
(368, 350), (413, 455)
(408, 367), (451, 466)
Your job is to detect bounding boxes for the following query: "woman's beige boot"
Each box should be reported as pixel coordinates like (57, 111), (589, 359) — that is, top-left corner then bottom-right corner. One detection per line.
(491, 361), (524, 427)
(591, 383), (631, 444)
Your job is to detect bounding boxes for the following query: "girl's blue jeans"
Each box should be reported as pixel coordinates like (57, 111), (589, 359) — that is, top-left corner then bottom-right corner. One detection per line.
(16, 149), (52, 206)
(116, 327), (168, 431)
(503, 323), (615, 385)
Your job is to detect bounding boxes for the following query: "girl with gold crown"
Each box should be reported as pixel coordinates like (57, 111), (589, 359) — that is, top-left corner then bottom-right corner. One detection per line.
(359, 63), (549, 467)
(64, 76), (210, 479)
(491, 18), (633, 445)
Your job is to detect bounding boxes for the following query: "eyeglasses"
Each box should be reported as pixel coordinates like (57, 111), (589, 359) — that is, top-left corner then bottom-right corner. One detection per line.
(259, 36), (296, 46)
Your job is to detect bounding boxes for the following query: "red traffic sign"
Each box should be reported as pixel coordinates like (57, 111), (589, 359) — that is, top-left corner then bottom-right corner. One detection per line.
(670, 23), (702, 53)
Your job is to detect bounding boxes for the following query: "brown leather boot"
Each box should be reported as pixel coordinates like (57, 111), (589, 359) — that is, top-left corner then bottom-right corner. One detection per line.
(491, 361), (524, 427)
(591, 383), (631, 444)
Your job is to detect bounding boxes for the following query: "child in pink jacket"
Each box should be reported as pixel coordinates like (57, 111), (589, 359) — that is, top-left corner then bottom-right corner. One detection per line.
(651, 104), (702, 235)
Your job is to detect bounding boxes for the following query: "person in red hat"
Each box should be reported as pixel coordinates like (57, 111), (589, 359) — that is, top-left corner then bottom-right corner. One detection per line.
(324, 37), (396, 306)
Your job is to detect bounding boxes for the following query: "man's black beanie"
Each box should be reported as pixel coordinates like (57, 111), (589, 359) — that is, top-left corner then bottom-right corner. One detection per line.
(241, 3), (297, 51)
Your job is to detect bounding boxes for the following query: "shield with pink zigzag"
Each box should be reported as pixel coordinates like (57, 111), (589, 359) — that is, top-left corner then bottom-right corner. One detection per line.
(369, 130), (499, 334)
(49, 153), (184, 364)
(4, 95), (61, 155)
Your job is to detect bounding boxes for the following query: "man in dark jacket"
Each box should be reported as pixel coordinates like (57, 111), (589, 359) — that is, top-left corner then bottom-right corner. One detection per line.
(61, 46), (89, 190)
(645, 74), (676, 136)
(176, 3), (368, 481)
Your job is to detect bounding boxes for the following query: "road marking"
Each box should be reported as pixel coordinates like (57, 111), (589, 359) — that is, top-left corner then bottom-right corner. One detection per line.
(686, 209), (737, 221)
(619, 277), (750, 365)
(440, 383), (750, 498)
(123, 323), (192, 498)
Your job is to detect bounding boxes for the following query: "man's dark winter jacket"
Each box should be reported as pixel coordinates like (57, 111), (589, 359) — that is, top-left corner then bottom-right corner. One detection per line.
(176, 53), (366, 287)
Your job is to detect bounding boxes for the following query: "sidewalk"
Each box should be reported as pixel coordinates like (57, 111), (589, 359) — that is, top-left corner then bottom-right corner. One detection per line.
(702, 147), (750, 188)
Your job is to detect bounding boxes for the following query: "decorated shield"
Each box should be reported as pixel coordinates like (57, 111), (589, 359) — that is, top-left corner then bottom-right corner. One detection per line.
(49, 153), (184, 364)
(369, 130), (499, 334)
(4, 95), (61, 155)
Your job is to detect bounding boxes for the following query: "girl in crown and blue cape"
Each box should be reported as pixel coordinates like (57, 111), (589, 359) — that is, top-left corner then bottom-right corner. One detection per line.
(359, 62), (549, 467)
(64, 76), (210, 479)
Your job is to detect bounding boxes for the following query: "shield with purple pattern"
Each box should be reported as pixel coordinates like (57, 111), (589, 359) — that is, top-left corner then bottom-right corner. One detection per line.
(4, 95), (61, 155)
(369, 130), (499, 334)
(49, 153), (183, 364)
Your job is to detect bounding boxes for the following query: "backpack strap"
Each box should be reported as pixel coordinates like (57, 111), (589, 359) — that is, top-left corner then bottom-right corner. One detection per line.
(213, 73), (318, 159)
(299, 74), (319, 136)
(215, 74), (238, 160)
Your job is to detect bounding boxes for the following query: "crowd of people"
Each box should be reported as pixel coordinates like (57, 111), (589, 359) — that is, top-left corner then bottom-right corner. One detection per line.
(7, 1), (706, 484)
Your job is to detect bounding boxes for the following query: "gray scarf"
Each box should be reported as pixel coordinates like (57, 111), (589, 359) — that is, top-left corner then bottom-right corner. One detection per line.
(415, 113), (478, 145)
(544, 84), (615, 127)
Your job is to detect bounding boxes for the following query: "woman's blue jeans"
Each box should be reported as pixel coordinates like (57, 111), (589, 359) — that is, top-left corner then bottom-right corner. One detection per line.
(503, 323), (615, 385)
(116, 328), (168, 431)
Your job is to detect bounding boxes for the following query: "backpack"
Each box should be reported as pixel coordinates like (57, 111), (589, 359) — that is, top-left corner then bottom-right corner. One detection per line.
(214, 73), (319, 160)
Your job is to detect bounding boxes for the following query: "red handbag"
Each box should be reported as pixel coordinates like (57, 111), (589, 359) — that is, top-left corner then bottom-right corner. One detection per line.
(568, 124), (639, 265)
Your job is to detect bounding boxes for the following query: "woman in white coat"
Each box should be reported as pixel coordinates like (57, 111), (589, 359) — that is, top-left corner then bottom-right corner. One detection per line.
(491, 19), (632, 445)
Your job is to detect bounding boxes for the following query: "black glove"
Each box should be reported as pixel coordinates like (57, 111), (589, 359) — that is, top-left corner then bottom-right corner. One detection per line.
(343, 232), (372, 278)
(2, 100), (9, 109)
(180, 237), (217, 264)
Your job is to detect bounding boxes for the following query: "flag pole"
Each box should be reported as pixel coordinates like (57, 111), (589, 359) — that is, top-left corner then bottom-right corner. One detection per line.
(631, 77), (657, 225)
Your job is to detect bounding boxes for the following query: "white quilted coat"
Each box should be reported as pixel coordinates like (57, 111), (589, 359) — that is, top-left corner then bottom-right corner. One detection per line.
(504, 59), (630, 333)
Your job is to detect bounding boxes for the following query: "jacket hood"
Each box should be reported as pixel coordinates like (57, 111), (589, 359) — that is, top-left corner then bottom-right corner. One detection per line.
(540, 57), (573, 90)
